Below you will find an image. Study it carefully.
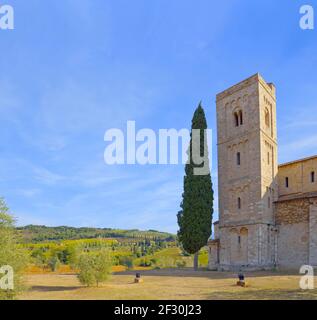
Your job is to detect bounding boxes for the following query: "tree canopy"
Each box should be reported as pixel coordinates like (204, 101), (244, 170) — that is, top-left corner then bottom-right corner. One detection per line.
(177, 103), (213, 269)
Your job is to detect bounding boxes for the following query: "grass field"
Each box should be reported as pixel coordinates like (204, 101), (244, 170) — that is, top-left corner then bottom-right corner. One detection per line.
(19, 269), (317, 300)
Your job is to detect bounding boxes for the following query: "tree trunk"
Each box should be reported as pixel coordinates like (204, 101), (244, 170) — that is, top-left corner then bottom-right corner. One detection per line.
(194, 252), (199, 271)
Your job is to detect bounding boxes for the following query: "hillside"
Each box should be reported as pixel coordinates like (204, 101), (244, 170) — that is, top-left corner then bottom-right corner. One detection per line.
(17, 225), (176, 243)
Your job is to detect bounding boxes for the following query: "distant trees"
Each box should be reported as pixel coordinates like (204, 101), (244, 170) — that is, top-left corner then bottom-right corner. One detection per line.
(118, 256), (134, 270)
(25, 236), (173, 273)
(177, 103), (213, 270)
(0, 198), (28, 299)
(17, 225), (176, 243)
(32, 249), (48, 271)
(77, 249), (113, 287)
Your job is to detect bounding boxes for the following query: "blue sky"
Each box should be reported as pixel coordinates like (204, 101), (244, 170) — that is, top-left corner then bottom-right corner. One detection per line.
(0, 0), (316, 233)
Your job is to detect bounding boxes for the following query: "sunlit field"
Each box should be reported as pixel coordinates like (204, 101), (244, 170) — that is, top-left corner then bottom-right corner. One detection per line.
(19, 269), (317, 300)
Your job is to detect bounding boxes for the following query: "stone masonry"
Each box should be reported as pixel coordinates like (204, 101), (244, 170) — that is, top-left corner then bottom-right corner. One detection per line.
(208, 74), (317, 270)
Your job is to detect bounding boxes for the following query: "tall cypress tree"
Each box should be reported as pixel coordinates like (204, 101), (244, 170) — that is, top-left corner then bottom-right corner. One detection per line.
(177, 103), (213, 270)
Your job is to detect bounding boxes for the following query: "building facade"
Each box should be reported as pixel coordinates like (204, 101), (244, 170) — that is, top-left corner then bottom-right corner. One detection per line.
(208, 73), (317, 270)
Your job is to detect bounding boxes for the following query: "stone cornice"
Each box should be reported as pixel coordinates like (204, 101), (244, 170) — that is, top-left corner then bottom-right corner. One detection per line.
(216, 74), (259, 102)
(207, 239), (220, 245)
(218, 221), (275, 229)
(216, 73), (275, 103)
(275, 192), (317, 203)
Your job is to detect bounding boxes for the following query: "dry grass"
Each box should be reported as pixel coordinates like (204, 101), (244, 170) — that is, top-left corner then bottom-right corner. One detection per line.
(25, 264), (154, 275)
(25, 265), (75, 274)
(19, 269), (317, 300)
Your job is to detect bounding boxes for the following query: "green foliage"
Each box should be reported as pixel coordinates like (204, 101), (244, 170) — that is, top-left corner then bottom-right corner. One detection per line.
(19, 222), (182, 273)
(48, 256), (61, 272)
(17, 225), (175, 243)
(198, 247), (209, 267)
(23, 235), (176, 272)
(32, 249), (48, 271)
(0, 198), (28, 300)
(132, 247), (190, 269)
(77, 254), (95, 287)
(0, 199), (15, 227)
(118, 256), (134, 270)
(178, 104), (213, 267)
(65, 245), (81, 269)
(77, 249), (113, 287)
(176, 260), (187, 268)
(139, 258), (152, 267)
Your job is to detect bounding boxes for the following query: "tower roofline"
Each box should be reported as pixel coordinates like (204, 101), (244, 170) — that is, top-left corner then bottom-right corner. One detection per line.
(216, 73), (275, 102)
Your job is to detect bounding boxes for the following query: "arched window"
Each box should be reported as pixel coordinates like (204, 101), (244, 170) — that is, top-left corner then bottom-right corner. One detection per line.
(238, 197), (241, 209)
(265, 108), (270, 127)
(311, 171), (315, 183)
(237, 152), (241, 166)
(233, 110), (243, 127)
(234, 112), (239, 127)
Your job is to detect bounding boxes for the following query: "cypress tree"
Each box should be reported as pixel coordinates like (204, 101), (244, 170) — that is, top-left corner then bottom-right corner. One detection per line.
(177, 103), (213, 270)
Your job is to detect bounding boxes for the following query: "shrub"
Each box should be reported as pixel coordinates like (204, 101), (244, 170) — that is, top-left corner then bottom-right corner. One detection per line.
(176, 260), (187, 268)
(0, 198), (28, 300)
(139, 258), (152, 267)
(119, 256), (134, 270)
(77, 249), (113, 287)
(48, 256), (61, 272)
(77, 254), (95, 287)
(155, 257), (175, 268)
(32, 249), (48, 271)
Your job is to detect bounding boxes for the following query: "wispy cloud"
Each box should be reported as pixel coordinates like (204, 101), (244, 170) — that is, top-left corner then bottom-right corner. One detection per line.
(279, 134), (317, 162)
(32, 167), (65, 185)
(14, 188), (41, 198)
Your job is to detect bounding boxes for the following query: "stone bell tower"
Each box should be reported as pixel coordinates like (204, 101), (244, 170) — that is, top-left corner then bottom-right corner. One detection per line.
(212, 73), (278, 270)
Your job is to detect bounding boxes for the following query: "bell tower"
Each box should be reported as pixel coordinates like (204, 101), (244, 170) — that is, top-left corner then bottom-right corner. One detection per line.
(215, 73), (278, 269)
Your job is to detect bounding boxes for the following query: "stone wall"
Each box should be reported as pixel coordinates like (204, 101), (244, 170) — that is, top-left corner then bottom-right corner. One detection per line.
(275, 198), (310, 225)
(277, 222), (309, 268)
(309, 201), (317, 266)
(278, 156), (317, 198)
(208, 240), (219, 270)
(216, 223), (276, 270)
(275, 198), (311, 268)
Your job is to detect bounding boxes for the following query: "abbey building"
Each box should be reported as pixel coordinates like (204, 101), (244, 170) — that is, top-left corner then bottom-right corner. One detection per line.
(208, 73), (317, 270)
